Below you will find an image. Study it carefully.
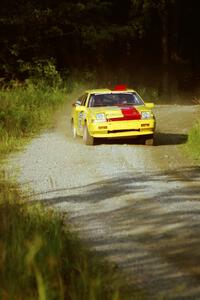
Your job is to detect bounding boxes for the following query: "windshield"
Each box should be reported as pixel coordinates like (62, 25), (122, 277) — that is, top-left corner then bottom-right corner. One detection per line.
(88, 93), (144, 107)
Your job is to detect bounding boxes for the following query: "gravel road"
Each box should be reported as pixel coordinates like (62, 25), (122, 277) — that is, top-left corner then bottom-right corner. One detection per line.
(8, 103), (200, 299)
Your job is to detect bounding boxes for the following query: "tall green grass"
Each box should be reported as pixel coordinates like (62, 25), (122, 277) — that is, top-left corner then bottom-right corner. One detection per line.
(0, 81), (67, 155)
(0, 178), (139, 300)
(186, 121), (200, 160)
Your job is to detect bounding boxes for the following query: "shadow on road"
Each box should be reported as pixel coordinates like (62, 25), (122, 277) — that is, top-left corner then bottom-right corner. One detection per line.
(154, 132), (188, 146)
(32, 166), (200, 204)
(93, 132), (188, 146)
(30, 166), (200, 299)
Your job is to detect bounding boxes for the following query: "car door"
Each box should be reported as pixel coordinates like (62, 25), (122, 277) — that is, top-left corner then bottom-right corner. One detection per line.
(74, 93), (88, 135)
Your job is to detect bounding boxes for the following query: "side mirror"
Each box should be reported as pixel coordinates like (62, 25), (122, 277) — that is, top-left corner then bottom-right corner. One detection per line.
(72, 100), (81, 107)
(145, 102), (154, 109)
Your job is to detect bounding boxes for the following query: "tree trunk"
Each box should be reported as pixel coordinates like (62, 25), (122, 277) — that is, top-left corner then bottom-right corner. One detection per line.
(161, 8), (169, 99)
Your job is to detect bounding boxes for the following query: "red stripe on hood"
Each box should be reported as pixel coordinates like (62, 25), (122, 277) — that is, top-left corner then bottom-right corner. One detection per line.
(108, 107), (141, 121)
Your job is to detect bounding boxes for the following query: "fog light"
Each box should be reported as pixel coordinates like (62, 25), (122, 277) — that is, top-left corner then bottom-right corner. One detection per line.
(98, 126), (107, 129)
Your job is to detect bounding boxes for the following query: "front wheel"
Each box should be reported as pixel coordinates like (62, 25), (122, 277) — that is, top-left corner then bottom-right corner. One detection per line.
(83, 125), (94, 145)
(71, 120), (77, 138)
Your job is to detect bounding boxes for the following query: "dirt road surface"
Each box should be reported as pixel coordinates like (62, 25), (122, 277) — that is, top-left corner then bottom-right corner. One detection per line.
(8, 103), (200, 299)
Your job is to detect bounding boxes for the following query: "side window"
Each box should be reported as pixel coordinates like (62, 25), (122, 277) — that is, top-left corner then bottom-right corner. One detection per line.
(80, 93), (88, 106)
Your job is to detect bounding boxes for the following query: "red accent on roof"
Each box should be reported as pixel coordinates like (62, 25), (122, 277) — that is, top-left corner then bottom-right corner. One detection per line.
(113, 84), (127, 91)
(108, 107), (141, 121)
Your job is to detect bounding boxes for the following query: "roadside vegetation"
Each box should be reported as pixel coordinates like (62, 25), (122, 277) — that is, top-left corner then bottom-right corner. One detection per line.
(0, 64), (67, 156)
(186, 121), (200, 161)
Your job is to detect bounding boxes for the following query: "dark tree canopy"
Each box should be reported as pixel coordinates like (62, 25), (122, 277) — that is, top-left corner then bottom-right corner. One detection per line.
(1, 0), (200, 95)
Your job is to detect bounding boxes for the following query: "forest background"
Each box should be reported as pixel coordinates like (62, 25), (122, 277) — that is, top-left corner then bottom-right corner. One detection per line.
(1, 0), (200, 100)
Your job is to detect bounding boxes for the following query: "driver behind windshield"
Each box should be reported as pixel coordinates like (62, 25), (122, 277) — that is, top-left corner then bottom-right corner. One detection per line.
(89, 93), (143, 107)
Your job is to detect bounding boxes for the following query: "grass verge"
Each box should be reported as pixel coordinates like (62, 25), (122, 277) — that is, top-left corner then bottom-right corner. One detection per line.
(186, 121), (200, 161)
(0, 81), (67, 155)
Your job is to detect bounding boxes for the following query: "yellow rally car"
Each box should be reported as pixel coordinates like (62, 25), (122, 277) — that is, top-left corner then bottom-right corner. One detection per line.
(71, 86), (156, 145)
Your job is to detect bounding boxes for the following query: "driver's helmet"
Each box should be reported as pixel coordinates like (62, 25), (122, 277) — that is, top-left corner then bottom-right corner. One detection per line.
(94, 95), (103, 106)
(118, 94), (128, 105)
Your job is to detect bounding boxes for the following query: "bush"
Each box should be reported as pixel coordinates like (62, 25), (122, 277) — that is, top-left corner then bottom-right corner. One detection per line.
(186, 121), (200, 160)
(19, 59), (63, 88)
(0, 82), (67, 155)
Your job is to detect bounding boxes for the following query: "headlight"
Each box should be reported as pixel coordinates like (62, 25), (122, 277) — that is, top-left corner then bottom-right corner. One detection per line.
(92, 113), (107, 123)
(141, 111), (151, 119)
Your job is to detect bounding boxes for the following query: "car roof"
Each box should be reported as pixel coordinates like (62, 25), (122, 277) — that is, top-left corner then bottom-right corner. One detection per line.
(85, 88), (137, 94)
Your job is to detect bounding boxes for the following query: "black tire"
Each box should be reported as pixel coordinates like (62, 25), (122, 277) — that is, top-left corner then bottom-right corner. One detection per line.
(71, 120), (77, 138)
(83, 125), (94, 145)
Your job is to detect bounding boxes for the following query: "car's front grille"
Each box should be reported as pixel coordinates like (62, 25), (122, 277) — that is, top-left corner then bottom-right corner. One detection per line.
(108, 129), (140, 133)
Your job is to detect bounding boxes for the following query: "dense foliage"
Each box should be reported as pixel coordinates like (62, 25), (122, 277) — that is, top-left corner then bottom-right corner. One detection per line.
(1, 0), (200, 96)
(0, 81), (67, 155)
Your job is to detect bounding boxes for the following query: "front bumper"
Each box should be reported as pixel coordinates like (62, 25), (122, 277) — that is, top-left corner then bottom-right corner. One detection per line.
(88, 119), (155, 138)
